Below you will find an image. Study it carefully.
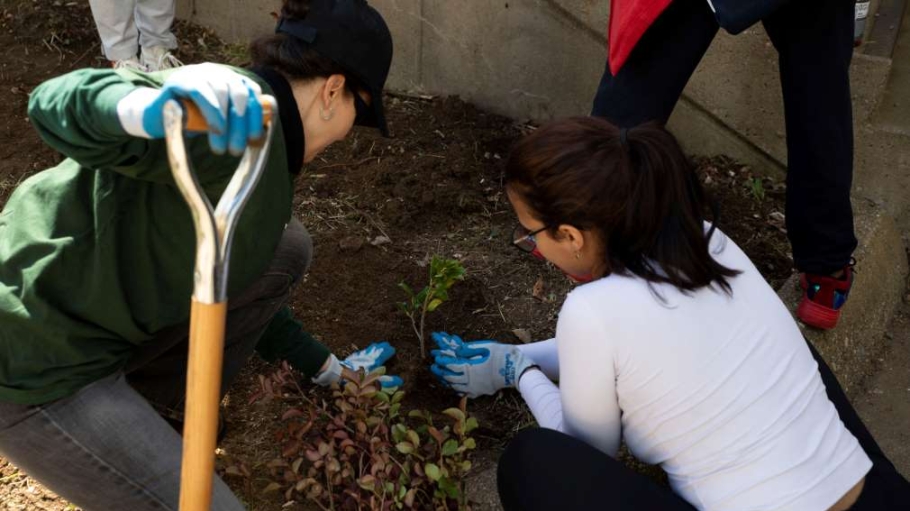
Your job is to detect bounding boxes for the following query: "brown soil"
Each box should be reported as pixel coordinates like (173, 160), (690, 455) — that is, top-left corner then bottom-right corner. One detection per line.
(0, 2), (792, 510)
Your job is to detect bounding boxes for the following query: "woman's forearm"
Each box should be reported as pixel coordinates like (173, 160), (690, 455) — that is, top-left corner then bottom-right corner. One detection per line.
(518, 368), (565, 431)
(516, 338), (559, 380)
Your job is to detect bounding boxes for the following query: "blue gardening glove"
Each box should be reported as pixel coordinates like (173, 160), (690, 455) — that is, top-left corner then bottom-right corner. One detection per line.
(115, 63), (272, 156)
(430, 332), (534, 398)
(312, 342), (403, 389)
(429, 331), (470, 354)
(342, 341), (397, 372)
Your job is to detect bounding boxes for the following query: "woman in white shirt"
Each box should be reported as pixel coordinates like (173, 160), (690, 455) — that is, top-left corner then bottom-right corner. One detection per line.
(430, 118), (910, 510)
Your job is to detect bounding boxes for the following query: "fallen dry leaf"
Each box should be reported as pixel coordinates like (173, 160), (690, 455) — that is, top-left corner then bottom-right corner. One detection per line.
(512, 328), (533, 343)
(532, 277), (545, 301)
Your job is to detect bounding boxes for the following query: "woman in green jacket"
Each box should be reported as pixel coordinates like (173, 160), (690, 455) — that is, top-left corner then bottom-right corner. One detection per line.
(0, 1), (394, 509)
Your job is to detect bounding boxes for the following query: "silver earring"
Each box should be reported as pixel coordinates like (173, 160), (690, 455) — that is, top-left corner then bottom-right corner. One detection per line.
(320, 106), (334, 121)
(575, 251), (581, 260)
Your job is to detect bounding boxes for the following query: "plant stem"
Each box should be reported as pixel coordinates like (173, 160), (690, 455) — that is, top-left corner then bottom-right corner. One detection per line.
(418, 289), (434, 357)
(407, 311), (422, 352)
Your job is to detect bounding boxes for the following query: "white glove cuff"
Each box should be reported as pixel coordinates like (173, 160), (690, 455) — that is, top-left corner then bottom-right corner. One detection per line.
(116, 87), (160, 138)
(311, 354), (343, 387)
(506, 348), (535, 388)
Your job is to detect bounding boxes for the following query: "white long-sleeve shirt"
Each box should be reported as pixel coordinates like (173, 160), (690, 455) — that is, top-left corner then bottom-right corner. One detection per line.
(517, 229), (871, 511)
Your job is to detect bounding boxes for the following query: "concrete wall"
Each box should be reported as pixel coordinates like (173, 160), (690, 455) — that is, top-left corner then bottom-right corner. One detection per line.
(177, 0), (890, 177)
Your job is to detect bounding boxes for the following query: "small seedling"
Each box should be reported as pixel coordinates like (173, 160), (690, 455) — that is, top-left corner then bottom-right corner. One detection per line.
(398, 256), (466, 356)
(747, 177), (765, 202)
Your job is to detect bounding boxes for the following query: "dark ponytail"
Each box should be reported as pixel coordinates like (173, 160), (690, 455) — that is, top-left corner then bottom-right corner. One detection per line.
(505, 117), (740, 295)
(249, 0), (355, 83)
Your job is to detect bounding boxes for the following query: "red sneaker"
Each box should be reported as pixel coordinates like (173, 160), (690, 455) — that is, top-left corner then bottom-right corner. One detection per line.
(797, 263), (855, 330)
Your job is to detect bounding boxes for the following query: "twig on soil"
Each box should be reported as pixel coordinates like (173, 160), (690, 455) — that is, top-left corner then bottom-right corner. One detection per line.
(0, 470), (22, 483)
(387, 90), (437, 101)
(496, 302), (507, 325)
(340, 199), (392, 242)
(316, 156), (378, 171)
(68, 41), (99, 67)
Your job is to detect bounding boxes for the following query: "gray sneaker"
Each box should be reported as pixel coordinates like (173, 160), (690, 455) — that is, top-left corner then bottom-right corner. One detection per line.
(112, 56), (147, 72)
(141, 46), (183, 72)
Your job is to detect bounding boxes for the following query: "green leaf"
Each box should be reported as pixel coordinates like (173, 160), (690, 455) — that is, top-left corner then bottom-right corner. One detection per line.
(390, 402), (401, 417)
(441, 439), (459, 457)
(392, 423), (407, 443)
(461, 460), (473, 472)
(424, 463), (441, 481)
(463, 437), (476, 450)
(358, 475), (376, 491)
(395, 441), (415, 454)
(407, 409), (426, 420)
(438, 477), (461, 499)
(375, 391), (391, 404)
(391, 391), (405, 404)
(406, 429), (421, 448)
(426, 298), (444, 312)
(465, 417), (479, 434)
(442, 408), (466, 423)
(398, 281), (415, 297)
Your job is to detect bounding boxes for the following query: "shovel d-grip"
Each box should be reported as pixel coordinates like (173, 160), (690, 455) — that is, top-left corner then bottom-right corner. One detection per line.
(163, 98), (275, 511)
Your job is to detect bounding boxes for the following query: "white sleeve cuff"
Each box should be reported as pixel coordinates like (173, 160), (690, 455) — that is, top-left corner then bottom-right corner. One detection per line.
(311, 354), (343, 386)
(115, 87), (159, 138)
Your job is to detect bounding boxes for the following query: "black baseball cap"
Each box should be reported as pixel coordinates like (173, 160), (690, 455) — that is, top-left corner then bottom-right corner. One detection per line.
(276, 0), (393, 136)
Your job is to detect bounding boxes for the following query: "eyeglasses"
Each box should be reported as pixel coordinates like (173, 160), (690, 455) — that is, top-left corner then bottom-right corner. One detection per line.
(512, 224), (550, 254)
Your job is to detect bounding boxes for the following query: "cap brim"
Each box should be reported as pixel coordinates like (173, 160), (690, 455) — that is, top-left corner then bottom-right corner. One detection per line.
(354, 87), (389, 137)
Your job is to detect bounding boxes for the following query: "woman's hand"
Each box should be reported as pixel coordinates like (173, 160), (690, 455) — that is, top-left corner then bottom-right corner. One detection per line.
(116, 63), (273, 156)
(311, 341), (403, 389)
(341, 341), (403, 389)
(429, 331), (535, 398)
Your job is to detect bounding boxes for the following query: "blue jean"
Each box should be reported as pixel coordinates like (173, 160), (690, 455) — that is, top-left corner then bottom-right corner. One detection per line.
(0, 220), (311, 510)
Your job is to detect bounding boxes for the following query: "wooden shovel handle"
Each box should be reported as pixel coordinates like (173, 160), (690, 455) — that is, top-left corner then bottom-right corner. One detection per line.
(179, 299), (228, 511)
(182, 99), (273, 132)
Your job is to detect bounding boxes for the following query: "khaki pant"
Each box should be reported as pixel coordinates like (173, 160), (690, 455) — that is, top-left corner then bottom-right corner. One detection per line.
(88, 0), (178, 60)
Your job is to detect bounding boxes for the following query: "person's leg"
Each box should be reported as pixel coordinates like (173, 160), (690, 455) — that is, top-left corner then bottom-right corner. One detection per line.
(88, 0), (139, 61)
(0, 373), (244, 511)
(126, 219), (312, 421)
(135, 0), (178, 51)
(762, 0), (857, 276)
(804, 338), (910, 508)
(591, 0), (719, 126)
(804, 339), (889, 463)
(497, 428), (696, 510)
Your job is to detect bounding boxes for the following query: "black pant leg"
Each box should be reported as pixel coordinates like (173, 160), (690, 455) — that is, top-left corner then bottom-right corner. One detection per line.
(803, 339), (910, 508)
(762, 0), (857, 274)
(803, 339), (889, 463)
(591, 0), (719, 126)
(497, 428), (696, 511)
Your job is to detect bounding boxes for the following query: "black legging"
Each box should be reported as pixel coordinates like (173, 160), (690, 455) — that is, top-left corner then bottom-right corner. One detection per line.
(591, 0), (857, 275)
(497, 339), (910, 510)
